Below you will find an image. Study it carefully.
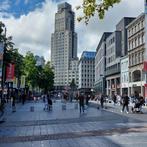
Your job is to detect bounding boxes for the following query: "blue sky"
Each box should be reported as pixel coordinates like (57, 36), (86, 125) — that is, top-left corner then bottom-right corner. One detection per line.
(0, 0), (145, 61)
(0, 0), (63, 18)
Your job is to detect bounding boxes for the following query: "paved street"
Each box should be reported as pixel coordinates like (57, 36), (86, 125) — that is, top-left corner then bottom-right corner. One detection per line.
(0, 100), (147, 147)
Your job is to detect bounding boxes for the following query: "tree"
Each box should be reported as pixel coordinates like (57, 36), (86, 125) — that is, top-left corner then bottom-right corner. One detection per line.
(70, 79), (77, 102)
(41, 61), (54, 93)
(77, 0), (121, 24)
(23, 51), (37, 88)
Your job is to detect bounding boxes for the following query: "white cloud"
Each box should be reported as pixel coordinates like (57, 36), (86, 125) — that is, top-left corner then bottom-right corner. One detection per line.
(0, 0), (145, 61)
(0, 0), (10, 11)
(24, 0), (29, 5)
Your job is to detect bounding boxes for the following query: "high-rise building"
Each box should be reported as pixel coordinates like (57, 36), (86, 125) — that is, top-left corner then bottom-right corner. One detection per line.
(35, 55), (45, 67)
(51, 2), (78, 90)
(94, 32), (112, 94)
(78, 51), (96, 95)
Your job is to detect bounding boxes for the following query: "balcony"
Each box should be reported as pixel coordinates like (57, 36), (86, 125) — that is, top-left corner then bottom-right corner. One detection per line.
(106, 65), (120, 76)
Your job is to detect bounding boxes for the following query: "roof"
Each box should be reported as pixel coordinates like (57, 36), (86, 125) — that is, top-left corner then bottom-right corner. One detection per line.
(81, 51), (96, 59)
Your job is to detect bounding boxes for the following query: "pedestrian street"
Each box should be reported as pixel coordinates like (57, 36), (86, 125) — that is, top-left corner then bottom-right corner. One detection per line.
(0, 100), (147, 147)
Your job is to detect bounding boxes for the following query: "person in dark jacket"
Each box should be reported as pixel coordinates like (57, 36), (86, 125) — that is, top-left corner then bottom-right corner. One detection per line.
(11, 91), (16, 112)
(100, 94), (105, 109)
(78, 92), (85, 113)
(121, 93), (129, 113)
(47, 94), (52, 111)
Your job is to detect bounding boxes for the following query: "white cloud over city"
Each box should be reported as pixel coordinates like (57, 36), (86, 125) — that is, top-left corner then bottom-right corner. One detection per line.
(0, 0), (145, 61)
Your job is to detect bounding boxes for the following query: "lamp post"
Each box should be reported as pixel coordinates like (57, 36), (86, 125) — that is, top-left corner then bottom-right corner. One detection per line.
(100, 74), (104, 94)
(1, 25), (6, 101)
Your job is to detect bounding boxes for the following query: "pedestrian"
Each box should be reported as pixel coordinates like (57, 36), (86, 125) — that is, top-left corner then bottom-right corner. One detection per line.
(100, 93), (105, 109)
(43, 94), (46, 103)
(78, 92), (85, 113)
(86, 94), (90, 106)
(121, 93), (129, 113)
(11, 91), (16, 112)
(47, 94), (52, 111)
(22, 92), (26, 105)
(112, 94), (117, 105)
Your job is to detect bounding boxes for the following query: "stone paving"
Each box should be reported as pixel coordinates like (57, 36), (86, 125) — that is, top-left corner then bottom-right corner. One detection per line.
(0, 100), (147, 146)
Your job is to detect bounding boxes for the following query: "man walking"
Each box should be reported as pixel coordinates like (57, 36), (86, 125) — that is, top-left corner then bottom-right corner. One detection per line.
(78, 92), (85, 113)
(100, 93), (105, 109)
(121, 93), (129, 113)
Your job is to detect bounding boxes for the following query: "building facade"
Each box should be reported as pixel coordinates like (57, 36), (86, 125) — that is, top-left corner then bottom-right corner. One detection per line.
(78, 51), (96, 95)
(35, 55), (45, 67)
(120, 55), (129, 95)
(127, 13), (145, 96)
(116, 17), (135, 56)
(51, 2), (78, 90)
(94, 32), (112, 94)
(106, 31), (122, 96)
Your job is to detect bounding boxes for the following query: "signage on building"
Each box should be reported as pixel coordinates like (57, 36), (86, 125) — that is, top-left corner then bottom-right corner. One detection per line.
(143, 61), (147, 71)
(20, 76), (25, 88)
(6, 63), (15, 81)
(13, 77), (18, 88)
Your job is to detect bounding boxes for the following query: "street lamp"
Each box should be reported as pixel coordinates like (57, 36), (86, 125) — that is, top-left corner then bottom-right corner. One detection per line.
(0, 24), (6, 101)
(100, 74), (104, 94)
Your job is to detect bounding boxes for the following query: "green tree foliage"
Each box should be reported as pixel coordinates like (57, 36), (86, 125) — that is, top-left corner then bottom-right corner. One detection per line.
(70, 79), (77, 90)
(77, 0), (121, 24)
(40, 62), (54, 93)
(23, 51), (37, 88)
(23, 52), (54, 92)
(10, 48), (24, 86)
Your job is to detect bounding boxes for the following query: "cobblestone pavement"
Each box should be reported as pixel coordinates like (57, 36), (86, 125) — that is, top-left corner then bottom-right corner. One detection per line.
(0, 100), (147, 147)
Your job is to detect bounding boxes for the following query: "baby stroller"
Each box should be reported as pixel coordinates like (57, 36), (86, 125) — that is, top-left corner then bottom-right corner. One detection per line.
(131, 97), (145, 113)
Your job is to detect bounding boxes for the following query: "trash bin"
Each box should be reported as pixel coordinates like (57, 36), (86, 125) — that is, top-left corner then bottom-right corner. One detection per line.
(62, 104), (66, 110)
(30, 106), (34, 112)
(74, 103), (78, 109)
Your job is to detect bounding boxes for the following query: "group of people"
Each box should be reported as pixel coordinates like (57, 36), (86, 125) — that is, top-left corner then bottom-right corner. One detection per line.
(42, 94), (53, 111)
(98, 91), (145, 113)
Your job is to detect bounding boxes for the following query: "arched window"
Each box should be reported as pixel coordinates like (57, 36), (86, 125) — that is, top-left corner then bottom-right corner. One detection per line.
(132, 70), (141, 82)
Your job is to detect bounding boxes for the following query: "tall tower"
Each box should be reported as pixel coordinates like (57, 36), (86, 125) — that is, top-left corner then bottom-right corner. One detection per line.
(51, 2), (78, 90)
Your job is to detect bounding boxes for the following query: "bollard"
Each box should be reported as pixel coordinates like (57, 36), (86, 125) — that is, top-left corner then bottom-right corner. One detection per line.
(30, 106), (34, 112)
(62, 104), (66, 110)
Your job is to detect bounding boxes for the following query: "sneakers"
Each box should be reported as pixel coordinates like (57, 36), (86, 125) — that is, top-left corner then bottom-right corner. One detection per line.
(126, 111), (129, 114)
(121, 110), (123, 113)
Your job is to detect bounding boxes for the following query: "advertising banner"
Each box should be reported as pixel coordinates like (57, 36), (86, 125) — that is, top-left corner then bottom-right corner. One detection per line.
(20, 75), (25, 88)
(6, 63), (15, 81)
(13, 77), (18, 88)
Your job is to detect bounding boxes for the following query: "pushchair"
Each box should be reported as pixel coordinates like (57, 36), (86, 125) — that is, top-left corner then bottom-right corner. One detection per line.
(131, 98), (145, 113)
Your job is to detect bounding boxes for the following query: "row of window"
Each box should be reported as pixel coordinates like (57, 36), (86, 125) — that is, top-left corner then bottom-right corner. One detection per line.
(129, 50), (144, 66)
(107, 55), (115, 64)
(128, 33), (145, 50)
(121, 72), (129, 83)
(128, 19), (144, 37)
(107, 37), (115, 46)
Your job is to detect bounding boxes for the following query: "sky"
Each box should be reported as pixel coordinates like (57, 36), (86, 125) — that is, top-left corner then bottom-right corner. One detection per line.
(0, 0), (145, 61)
